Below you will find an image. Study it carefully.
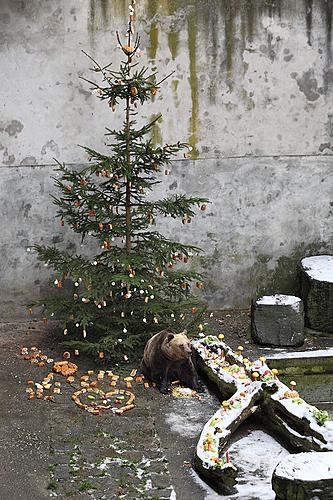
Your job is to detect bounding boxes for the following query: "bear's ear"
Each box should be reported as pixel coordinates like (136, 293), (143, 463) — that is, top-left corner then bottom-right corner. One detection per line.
(181, 329), (187, 336)
(166, 333), (174, 343)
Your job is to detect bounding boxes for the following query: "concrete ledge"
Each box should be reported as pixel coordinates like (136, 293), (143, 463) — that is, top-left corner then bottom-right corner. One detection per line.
(265, 348), (333, 374)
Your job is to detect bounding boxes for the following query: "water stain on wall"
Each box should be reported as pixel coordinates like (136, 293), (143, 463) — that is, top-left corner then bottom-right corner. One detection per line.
(187, 6), (199, 157)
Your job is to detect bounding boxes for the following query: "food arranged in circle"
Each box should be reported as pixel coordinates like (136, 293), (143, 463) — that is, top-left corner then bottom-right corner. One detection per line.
(72, 387), (135, 415)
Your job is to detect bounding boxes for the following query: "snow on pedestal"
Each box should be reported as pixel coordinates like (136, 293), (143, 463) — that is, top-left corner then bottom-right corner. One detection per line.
(300, 255), (333, 333)
(272, 452), (333, 500)
(251, 294), (304, 346)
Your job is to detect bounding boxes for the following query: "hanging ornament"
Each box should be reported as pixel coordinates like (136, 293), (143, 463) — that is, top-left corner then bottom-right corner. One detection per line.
(63, 329), (68, 335)
(99, 352), (105, 359)
(200, 204), (207, 211)
(83, 329), (87, 338)
(98, 223), (103, 231)
(74, 349), (79, 356)
(122, 45), (135, 56)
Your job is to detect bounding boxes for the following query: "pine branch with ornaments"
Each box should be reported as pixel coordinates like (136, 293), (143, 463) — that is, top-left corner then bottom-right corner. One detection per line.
(30, 0), (209, 362)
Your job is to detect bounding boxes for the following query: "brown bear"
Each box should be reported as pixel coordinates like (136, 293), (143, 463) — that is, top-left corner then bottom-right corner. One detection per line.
(141, 329), (199, 393)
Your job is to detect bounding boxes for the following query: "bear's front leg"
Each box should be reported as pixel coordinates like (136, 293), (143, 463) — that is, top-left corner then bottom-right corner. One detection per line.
(178, 358), (199, 390)
(159, 366), (171, 394)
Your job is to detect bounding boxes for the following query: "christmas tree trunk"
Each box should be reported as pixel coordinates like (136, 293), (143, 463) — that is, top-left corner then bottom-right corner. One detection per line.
(30, 1), (209, 362)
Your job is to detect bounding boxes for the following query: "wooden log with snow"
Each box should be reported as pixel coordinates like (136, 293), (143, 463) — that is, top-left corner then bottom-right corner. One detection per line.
(272, 452), (333, 500)
(251, 294), (304, 346)
(300, 255), (333, 333)
(193, 336), (333, 494)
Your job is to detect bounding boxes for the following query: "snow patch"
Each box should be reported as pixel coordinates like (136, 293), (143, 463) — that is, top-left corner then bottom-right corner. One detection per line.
(301, 255), (333, 283)
(274, 452), (333, 481)
(192, 430), (289, 499)
(267, 348), (333, 360)
(256, 294), (301, 310)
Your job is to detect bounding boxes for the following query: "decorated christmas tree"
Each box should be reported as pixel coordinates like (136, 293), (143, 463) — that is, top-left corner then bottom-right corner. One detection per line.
(31, 0), (209, 362)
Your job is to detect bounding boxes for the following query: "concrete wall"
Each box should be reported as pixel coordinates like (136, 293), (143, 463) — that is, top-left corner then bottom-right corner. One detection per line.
(0, 0), (332, 319)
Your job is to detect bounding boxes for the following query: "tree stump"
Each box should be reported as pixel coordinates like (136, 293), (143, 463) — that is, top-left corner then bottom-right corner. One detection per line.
(272, 452), (333, 500)
(251, 294), (304, 346)
(300, 255), (333, 333)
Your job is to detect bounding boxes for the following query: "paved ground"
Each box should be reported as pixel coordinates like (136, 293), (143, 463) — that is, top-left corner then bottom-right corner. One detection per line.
(1, 315), (332, 500)
(0, 322), (219, 500)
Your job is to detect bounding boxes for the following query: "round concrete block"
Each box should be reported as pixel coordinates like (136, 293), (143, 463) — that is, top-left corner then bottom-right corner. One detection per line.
(251, 294), (304, 346)
(272, 452), (333, 500)
(300, 255), (333, 333)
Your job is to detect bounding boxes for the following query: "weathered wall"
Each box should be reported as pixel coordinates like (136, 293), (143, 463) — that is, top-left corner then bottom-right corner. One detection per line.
(0, 0), (332, 319)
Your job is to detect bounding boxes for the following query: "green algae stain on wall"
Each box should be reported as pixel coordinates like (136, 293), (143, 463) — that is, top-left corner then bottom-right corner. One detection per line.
(88, 0), (115, 39)
(223, 1), (236, 78)
(187, 7), (199, 158)
(146, 0), (159, 60)
(171, 79), (180, 107)
(150, 114), (163, 145)
(112, 0), (127, 20)
(167, 0), (180, 60)
(168, 31), (179, 60)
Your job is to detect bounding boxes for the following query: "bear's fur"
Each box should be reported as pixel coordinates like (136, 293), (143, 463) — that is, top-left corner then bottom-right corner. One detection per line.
(141, 329), (199, 393)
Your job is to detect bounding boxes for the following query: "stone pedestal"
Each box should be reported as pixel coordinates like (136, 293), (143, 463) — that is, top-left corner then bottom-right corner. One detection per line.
(251, 294), (304, 346)
(272, 452), (333, 500)
(300, 255), (333, 333)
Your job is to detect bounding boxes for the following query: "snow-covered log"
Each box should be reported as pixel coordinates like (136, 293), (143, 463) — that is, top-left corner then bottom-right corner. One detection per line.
(193, 336), (333, 493)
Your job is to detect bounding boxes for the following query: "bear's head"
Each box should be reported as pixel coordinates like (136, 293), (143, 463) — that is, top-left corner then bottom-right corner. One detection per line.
(161, 330), (192, 361)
